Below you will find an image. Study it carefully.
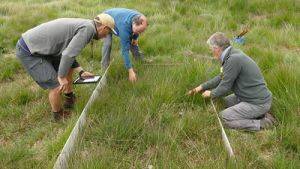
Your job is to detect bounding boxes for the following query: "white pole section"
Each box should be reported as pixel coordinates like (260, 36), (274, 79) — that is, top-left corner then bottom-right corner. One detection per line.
(53, 64), (111, 169)
(210, 99), (235, 158)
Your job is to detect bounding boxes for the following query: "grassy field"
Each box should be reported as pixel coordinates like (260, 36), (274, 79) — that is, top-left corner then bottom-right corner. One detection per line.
(0, 0), (299, 168)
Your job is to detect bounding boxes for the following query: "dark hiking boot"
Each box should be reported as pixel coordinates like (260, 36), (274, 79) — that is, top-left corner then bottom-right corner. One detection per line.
(53, 109), (71, 121)
(63, 93), (76, 109)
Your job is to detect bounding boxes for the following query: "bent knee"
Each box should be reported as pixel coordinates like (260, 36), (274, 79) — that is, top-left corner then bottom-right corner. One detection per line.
(49, 85), (61, 93)
(219, 109), (235, 122)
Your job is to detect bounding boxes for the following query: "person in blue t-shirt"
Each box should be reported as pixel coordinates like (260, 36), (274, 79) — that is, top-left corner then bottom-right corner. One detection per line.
(103, 8), (148, 82)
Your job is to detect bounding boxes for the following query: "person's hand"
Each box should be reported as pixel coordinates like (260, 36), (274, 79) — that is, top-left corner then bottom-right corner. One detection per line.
(187, 86), (202, 96)
(80, 71), (94, 79)
(128, 68), (137, 82)
(202, 90), (211, 98)
(58, 76), (69, 92)
(188, 89), (197, 96)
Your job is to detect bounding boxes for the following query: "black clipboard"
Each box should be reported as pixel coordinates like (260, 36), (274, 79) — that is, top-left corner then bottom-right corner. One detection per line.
(73, 75), (101, 84)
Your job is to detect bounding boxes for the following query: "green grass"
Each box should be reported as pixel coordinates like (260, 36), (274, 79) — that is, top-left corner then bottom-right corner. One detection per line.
(0, 0), (299, 168)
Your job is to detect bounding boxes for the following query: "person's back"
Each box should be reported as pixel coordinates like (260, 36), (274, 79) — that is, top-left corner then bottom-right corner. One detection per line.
(22, 18), (95, 57)
(104, 8), (141, 35)
(101, 8), (147, 82)
(228, 48), (272, 104)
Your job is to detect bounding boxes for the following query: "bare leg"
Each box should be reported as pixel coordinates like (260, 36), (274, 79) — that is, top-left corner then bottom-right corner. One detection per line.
(49, 86), (71, 121)
(65, 68), (74, 93)
(63, 68), (76, 109)
(49, 86), (62, 112)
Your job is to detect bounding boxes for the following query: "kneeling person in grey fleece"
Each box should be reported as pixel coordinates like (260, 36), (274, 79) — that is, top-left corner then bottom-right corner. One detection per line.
(188, 32), (276, 131)
(16, 14), (115, 121)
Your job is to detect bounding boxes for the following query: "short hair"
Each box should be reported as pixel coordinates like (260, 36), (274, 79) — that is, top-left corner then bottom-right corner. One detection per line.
(94, 16), (102, 27)
(207, 32), (231, 50)
(132, 15), (143, 26)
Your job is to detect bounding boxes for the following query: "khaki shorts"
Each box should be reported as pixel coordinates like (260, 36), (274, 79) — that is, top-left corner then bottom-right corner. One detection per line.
(16, 42), (59, 89)
(16, 41), (79, 89)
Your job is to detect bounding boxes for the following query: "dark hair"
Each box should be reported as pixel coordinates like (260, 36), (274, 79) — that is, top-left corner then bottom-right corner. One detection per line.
(132, 15), (143, 26)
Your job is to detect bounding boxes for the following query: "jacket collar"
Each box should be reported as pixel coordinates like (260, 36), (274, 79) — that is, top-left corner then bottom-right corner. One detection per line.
(221, 46), (233, 65)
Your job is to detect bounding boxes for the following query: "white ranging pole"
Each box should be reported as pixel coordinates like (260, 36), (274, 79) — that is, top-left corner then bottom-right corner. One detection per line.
(210, 99), (235, 158)
(53, 64), (112, 169)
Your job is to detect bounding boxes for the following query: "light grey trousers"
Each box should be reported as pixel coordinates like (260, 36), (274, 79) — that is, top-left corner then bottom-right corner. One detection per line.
(101, 33), (144, 70)
(220, 94), (272, 131)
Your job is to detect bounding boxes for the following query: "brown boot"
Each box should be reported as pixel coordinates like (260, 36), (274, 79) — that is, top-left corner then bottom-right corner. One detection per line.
(63, 93), (76, 109)
(53, 109), (71, 121)
(260, 112), (277, 129)
(265, 112), (277, 125)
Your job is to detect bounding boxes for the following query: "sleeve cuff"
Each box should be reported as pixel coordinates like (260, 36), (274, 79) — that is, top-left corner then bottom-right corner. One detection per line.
(125, 64), (133, 69)
(201, 83), (209, 91)
(210, 89), (218, 99)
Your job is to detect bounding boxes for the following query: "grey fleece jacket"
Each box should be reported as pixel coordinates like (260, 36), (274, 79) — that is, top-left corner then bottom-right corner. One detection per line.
(22, 18), (96, 77)
(201, 47), (272, 105)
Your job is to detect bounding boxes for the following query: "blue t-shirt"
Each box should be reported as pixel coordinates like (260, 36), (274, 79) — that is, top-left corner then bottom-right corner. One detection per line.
(104, 8), (141, 69)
